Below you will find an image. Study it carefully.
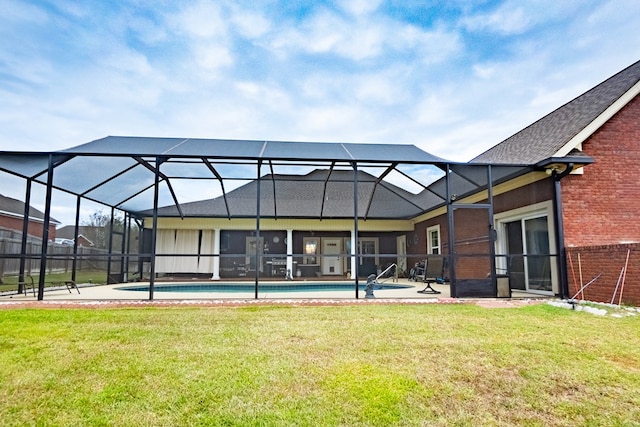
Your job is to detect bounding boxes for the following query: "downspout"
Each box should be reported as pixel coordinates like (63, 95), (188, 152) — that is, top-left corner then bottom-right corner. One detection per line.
(551, 163), (574, 299)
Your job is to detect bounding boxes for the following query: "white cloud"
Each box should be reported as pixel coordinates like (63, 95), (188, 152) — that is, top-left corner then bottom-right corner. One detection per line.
(128, 15), (169, 45)
(103, 48), (154, 76)
(229, 8), (271, 39)
(234, 81), (292, 110)
(193, 43), (234, 70)
(352, 72), (407, 106)
(472, 63), (496, 79)
(413, 91), (461, 127)
(336, 0), (383, 16)
(460, 4), (531, 35)
(267, 9), (459, 64)
(2, 0), (50, 24)
(171, 0), (228, 39)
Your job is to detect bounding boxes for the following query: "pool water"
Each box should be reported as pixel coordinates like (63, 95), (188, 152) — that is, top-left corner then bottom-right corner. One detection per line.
(115, 282), (413, 293)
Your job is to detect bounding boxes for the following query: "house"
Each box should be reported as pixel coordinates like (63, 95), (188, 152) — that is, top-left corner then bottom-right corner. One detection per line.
(0, 193), (59, 240)
(56, 225), (96, 247)
(139, 59), (640, 304)
(1, 59), (638, 304)
(141, 169), (425, 280)
(470, 59), (640, 305)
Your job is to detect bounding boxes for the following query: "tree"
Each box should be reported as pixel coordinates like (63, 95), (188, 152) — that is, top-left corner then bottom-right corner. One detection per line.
(81, 210), (125, 249)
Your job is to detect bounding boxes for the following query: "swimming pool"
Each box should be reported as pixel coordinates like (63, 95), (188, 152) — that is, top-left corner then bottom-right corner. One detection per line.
(115, 282), (413, 293)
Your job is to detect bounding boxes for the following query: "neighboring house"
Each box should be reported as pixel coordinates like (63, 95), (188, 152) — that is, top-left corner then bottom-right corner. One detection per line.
(0, 194), (59, 240)
(56, 225), (96, 247)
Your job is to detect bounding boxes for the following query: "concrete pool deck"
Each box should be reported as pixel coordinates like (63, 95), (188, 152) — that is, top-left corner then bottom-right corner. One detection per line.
(1, 278), (545, 306)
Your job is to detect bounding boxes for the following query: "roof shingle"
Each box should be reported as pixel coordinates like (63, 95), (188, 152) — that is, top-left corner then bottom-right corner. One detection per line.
(472, 59), (640, 164)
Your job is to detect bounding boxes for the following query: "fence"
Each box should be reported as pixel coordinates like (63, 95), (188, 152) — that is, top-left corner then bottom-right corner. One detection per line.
(0, 236), (118, 280)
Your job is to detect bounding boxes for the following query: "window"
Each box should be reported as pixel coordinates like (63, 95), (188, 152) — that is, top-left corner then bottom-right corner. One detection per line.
(427, 225), (440, 255)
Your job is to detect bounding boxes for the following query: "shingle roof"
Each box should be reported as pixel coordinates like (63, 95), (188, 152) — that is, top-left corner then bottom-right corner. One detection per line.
(147, 169), (427, 219)
(56, 226), (96, 245)
(0, 194), (60, 224)
(472, 59), (640, 164)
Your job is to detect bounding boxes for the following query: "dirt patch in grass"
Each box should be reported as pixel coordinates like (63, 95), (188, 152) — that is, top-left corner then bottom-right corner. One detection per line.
(473, 299), (545, 308)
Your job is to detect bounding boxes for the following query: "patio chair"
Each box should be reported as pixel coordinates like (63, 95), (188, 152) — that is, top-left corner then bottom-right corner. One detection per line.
(409, 261), (425, 281)
(417, 256), (446, 294)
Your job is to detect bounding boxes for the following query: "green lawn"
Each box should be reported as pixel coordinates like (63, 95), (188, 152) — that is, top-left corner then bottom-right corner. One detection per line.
(1, 303), (639, 426)
(0, 271), (108, 293)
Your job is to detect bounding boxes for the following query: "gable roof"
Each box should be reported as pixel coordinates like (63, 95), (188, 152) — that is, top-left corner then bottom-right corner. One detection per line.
(472, 59), (640, 164)
(0, 193), (60, 224)
(56, 225), (96, 245)
(147, 169), (429, 220)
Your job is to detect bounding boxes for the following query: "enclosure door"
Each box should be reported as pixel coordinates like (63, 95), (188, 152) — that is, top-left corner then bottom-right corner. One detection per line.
(504, 216), (552, 293)
(322, 238), (342, 275)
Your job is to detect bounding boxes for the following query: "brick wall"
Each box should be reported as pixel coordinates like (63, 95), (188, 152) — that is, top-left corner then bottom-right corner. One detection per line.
(0, 215), (56, 240)
(562, 95), (640, 247)
(412, 180), (554, 277)
(566, 244), (639, 306)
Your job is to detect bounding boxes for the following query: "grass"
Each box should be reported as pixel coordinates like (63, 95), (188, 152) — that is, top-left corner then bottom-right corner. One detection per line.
(0, 270), (108, 293)
(1, 303), (639, 426)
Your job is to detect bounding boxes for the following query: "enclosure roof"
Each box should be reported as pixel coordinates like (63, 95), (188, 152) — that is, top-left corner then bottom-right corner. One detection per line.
(472, 59), (640, 164)
(1, 138), (470, 218)
(60, 136), (449, 164)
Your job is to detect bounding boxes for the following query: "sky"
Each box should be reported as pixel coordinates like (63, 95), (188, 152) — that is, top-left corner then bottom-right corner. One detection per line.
(1, 0), (640, 225)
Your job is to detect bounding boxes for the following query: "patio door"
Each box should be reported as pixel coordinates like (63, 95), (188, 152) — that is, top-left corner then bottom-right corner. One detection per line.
(503, 216), (552, 293)
(322, 238), (342, 275)
(358, 238), (378, 277)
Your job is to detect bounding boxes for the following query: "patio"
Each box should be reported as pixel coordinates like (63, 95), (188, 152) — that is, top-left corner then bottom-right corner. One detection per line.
(1, 277), (542, 303)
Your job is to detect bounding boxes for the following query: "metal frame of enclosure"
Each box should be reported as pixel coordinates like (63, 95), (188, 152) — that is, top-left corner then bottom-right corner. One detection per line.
(0, 137), (586, 300)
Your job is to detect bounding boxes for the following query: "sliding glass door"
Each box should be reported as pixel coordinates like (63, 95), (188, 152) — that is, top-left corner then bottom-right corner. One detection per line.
(503, 215), (552, 293)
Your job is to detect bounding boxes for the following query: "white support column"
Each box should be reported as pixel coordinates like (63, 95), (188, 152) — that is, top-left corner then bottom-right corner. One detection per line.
(350, 229), (357, 279)
(286, 229), (294, 277)
(211, 228), (221, 280)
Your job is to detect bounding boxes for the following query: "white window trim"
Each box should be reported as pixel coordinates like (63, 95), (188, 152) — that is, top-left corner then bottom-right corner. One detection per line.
(426, 225), (441, 255)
